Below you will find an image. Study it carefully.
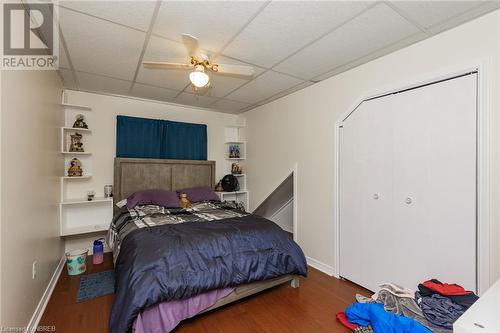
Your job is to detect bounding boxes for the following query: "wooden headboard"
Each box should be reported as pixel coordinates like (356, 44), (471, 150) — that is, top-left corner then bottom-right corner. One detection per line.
(113, 158), (216, 205)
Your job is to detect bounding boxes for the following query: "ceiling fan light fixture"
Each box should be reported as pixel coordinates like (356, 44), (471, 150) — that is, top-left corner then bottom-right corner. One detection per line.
(189, 65), (209, 88)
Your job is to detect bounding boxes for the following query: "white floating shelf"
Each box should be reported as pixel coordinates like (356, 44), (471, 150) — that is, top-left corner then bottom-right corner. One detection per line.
(61, 175), (92, 179)
(61, 151), (92, 155)
(216, 190), (248, 195)
(61, 127), (91, 133)
(60, 197), (112, 205)
(61, 224), (109, 237)
(232, 174), (246, 177)
(226, 157), (246, 160)
(225, 141), (245, 144)
(61, 103), (92, 111)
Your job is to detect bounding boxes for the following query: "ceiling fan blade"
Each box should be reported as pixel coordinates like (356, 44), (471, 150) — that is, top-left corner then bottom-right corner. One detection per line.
(213, 63), (255, 79)
(143, 61), (192, 70)
(181, 33), (200, 57)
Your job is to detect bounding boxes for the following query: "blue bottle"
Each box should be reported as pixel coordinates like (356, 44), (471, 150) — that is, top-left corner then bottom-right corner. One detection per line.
(92, 238), (104, 264)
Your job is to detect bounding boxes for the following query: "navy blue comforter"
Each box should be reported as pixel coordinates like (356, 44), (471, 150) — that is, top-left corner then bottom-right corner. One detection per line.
(110, 214), (307, 333)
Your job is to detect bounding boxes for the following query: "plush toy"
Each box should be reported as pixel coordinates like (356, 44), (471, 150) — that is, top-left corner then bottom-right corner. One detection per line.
(179, 193), (192, 209)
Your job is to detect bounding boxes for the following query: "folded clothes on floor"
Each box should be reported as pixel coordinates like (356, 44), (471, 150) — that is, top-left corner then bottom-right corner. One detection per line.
(415, 292), (465, 329)
(345, 302), (432, 333)
(417, 281), (479, 309)
(357, 284), (451, 333)
(422, 279), (472, 296)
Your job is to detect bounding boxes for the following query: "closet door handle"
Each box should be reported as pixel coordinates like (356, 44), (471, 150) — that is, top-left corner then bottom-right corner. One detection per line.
(405, 197), (413, 205)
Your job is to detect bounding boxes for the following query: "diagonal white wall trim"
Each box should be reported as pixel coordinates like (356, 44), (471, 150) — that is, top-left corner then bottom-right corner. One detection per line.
(25, 256), (66, 333)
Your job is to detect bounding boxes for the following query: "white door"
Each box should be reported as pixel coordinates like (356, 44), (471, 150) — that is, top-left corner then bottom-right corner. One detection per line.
(339, 96), (394, 292)
(339, 73), (477, 292)
(390, 74), (477, 291)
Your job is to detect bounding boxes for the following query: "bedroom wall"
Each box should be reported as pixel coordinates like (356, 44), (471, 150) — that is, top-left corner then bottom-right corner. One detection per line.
(241, 9), (500, 285)
(63, 90), (241, 252)
(1, 70), (64, 328)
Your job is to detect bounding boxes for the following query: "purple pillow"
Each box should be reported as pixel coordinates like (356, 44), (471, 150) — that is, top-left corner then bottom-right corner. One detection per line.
(126, 189), (180, 209)
(177, 186), (220, 203)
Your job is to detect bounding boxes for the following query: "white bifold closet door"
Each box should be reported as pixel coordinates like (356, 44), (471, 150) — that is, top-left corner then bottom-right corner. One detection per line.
(339, 73), (477, 292)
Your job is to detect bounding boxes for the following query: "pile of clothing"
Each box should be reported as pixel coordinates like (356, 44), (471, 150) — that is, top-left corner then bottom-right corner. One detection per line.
(336, 280), (479, 333)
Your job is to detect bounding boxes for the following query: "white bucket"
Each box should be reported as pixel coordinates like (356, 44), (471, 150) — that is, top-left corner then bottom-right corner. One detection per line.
(65, 249), (88, 275)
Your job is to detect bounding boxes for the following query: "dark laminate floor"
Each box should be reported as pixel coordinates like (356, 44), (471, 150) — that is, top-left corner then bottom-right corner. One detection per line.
(39, 253), (370, 333)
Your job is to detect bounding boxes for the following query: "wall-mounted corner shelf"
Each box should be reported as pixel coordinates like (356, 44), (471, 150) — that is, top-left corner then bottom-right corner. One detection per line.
(60, 100), (111, 237)
(61, 151), (92, 155)
(61, 103), (92, 111)
(60, 224), (109, 237)
(61, 127), (92, 133)
(61, 175), (92, 180)
(60, 197), (112, 205)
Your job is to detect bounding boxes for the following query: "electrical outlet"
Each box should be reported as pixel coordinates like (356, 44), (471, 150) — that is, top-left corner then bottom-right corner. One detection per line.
(32, 261), (37, 279)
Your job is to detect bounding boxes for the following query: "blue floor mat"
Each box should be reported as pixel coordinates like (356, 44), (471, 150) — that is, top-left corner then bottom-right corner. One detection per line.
(77, 270), (115, 303)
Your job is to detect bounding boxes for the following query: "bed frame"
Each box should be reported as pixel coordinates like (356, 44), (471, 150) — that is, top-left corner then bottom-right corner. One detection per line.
(113, 158), (300, 313)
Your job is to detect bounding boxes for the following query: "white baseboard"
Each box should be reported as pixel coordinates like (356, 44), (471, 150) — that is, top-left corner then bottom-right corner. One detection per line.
(25, 255), (65, 333)
(306, 256), (334, 276)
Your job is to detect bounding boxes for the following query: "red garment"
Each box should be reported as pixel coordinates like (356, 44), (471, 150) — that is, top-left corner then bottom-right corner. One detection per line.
(336, 311), (359, 330)
(422, 280), (472, 296)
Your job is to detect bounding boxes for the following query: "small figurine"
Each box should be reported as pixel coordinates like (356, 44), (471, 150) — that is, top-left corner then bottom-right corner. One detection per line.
(72, 114), (88, 129)
(67, 158), (83, 177)
(69, 132), (84, 152)
(87, 190), (95, 201)
(231, 162), (242, 175)
(179, 193), (192, 209)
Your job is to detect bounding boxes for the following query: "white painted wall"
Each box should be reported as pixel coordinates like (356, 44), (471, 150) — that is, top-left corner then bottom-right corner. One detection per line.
(270, 199), (293, 234)
(241, 10), (500, 284)
(63, 90), (241, 252)
(1, 70), (64, 328)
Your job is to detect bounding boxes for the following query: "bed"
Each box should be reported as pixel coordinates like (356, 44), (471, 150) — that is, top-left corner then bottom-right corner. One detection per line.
(108, 158), (307, 333)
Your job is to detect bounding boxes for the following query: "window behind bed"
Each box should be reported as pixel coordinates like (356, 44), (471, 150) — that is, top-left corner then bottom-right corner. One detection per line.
(116, 115), (207, 160)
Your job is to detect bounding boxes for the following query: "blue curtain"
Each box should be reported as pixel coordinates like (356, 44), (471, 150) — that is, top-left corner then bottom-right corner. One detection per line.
(116, 116), (207, 160)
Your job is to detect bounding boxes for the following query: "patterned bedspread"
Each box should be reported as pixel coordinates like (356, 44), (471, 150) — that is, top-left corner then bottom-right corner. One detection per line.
(107, 201), (248, 263)
(106, 201), (307, 333)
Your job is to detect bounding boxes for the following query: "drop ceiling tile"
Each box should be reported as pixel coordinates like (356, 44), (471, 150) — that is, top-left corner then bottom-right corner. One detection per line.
(59, 1), (156, 31)
(255, 81), (315, 106)
(173, 92), (219, 108)
(223, 1), (373, 68)
(58, 68), (77, 89)
(153, 1), (265, 52)
(225, 70), (303, 104)
(210, 99), (252, 114)
(274, 3), (420, 80)
(205, 56), (265, 98)
(76, 71), (132, 95)
(136, 35), (191, 90)
(389, 1), (483, 29)
(312, 32), (426, 82)
(59, 8), (146, 80)
(425, 1), (500, 35)
(130, 83), (178, 102)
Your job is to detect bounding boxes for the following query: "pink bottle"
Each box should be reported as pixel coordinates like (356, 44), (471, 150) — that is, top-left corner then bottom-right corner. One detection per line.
(92, 238), (104, 264)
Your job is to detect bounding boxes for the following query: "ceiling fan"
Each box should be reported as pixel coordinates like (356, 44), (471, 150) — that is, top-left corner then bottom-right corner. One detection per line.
(143, 34), (255, 92)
